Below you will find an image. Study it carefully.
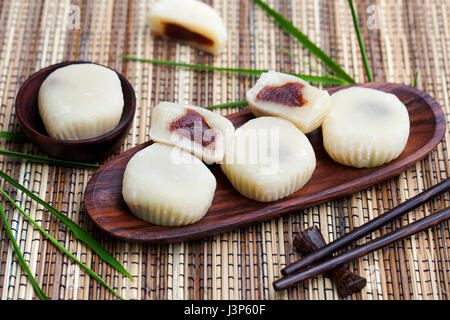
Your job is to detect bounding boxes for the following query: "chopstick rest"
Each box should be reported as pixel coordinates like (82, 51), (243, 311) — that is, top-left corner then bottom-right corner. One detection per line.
(273, 207), (450, 291)
(293, 226), (366, 297)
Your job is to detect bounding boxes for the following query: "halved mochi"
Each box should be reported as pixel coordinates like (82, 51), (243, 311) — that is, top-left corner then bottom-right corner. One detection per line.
(246, 71), (332, 134)
(221, 117), (316, 202)
(122, 143), (216, 226)
(149, 102), (235, 164)
(322, 87), (410, 168)
(38, 63), (124, 140)
(148, 0), (227, 55)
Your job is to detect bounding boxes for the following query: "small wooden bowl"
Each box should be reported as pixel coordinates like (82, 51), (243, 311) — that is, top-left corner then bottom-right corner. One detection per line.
(15, 61), (136, 162)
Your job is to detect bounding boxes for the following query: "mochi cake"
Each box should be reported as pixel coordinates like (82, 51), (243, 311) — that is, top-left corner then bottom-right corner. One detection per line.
(221, 117), (316, 202)
(148, 0), (227, 55)
(38, 63), (124, 140)
(122, 143), (216, 226)
(149, 102), (235, 164)
(322, 87), (410, 168)
(246, 71), (332, 134)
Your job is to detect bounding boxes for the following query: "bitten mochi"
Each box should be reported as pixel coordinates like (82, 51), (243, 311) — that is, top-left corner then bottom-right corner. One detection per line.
(322, 87), (410, 168)
(122, 143), (216, 226)
(149, 102), (235, 164)
(38, 63), (124, 140)
(148, 0), (227, 55)
(221, 117), (316, 202)
(246, 71), (332, 134)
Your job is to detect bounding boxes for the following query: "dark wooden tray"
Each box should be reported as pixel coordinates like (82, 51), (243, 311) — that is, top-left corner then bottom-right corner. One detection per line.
(84, 83), (446, 243)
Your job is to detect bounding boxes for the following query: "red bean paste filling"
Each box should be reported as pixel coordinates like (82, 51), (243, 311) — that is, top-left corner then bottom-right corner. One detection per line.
(163, 22), (214, 46)
(256, 82), (307, 107)
(169, 109), (216, 148)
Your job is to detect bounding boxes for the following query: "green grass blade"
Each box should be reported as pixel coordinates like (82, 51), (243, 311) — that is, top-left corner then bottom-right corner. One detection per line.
(120, 55), (348, 85)
(253, 0), (355, 84)
(297, 75), (347, 85)
(0, 149), (100, 170)
(413, 70), (419, 88)
(0, 203), (48, 300)
(0, 170), (133, 280)
(348, 0), (373, 82)
(207, 100), (249, 110)
(121, 55), (262, 74)
(0, 131), (28, 141)
(253, 35), (337, 79)
(0, 189), (124, 300)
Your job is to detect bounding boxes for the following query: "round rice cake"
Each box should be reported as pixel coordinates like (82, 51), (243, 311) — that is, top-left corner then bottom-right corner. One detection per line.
(38, 63), (124, 140)
(122, 143), (216, 226)
(221, 117), (316, 202)
(246, 70), (332, 134)
(148, 0), (227, 55)
(322, 87), (410, 168)
(149, 102), (235, 164)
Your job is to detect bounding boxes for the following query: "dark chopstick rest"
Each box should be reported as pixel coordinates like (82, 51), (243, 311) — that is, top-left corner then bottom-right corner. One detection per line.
(274, 207), (450, 291)
(281, 178), (450, 276)
(293, 226), (366, 297)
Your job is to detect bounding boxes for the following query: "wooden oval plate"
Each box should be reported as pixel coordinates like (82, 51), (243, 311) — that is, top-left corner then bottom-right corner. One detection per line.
(84, 83), (446, 243)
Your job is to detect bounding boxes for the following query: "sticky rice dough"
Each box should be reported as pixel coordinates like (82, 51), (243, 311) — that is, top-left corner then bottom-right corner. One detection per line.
(38, 63), (124, 140)
(148, 0), (227, 55)
(122, 143), (216, 226)
(246, 71), (332, 134)
(149, 102), (235, 164)
(221, 117), (316, 202)
(322, 87), (410, 168)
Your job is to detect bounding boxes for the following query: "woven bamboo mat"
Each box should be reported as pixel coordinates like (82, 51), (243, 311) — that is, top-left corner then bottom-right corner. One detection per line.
(0, 0), (448, 300)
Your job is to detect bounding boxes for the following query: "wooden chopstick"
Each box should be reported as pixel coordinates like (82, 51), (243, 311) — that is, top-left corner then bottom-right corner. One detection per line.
(273, 206), (450, 291)
(281, 178), (450, 276)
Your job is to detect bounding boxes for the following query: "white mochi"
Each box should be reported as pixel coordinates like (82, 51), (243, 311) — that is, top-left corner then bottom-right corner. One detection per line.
(122, 143), (216, 226)
(148, 0), (227, 55)
(149, 102), (235, 164)
(246, 71), (332, 134)
(221, 117), (316, 202)
(38, 63), (124, 140)
(322, 87), (410, 168)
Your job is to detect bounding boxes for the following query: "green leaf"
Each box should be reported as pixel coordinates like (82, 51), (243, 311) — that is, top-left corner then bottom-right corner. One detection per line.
(413, 70), (419, 88)
(0, 203), (48, 300)
(252, 34), (337, 79)
(0, 189), (124, 300)
(120, 55), (348, 85)
(253, 0), (355, 84)
(0, 170), (133, 280)
(295, 75), (347, 85)
(0, 131), (28, 141)
(206, 100), (249, 110)
(0, 149), (100, 170)
(348, 0), (373, 82)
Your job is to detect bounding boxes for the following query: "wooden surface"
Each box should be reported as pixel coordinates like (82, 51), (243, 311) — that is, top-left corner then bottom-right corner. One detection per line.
(84, 82), (446, 243)
(0, 0), (449, 300)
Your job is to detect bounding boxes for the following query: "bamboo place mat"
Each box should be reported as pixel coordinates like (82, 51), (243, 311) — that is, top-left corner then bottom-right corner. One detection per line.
(0, 0), (448, 300)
